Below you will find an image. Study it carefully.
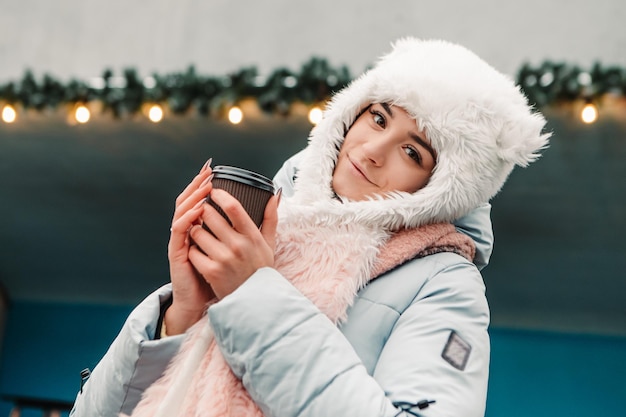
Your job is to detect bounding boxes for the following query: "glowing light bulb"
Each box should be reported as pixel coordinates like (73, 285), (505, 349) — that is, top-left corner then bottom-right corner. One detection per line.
(228, 106), (243, 124)
(1, 104), (17, 123)
(581, 102), (598, 124)
(75, 104), (90, 124)
(308, 106), (323, 125)
(148, 104), (164, 123)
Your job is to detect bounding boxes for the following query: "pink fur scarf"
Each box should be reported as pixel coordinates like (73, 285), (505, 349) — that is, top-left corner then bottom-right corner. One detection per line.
(127, 221), (475, 417)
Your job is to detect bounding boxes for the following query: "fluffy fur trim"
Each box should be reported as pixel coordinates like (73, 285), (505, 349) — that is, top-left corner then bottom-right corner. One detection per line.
(291, 38), (550, 230)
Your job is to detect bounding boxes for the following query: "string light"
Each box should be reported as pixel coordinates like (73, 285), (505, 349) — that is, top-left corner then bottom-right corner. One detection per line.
(148, 104), (164, 123)
(74, 104), (91, 124)
(1, 104), (17, 123)
(228, 106), (243, 125)
(581, 102), (598, 124)
(308, 106), (323, 125)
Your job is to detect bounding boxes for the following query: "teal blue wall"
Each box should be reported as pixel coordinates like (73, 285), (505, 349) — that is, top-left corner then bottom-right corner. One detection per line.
(0, 302), (133, 417)
(487, 329), (626, 416)
(0, 300), (624, 417)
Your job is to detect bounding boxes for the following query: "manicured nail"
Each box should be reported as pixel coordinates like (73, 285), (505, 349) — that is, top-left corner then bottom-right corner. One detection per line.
(276, 187), (283, 205)
(201, 158), (213, 173)
(200, 174), (214, 187)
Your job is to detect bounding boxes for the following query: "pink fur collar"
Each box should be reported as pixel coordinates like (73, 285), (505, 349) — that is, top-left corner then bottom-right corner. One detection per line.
(373, 223), (475, 277)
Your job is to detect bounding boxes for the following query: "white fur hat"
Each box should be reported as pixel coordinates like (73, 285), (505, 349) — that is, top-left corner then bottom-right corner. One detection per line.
(290, 38), (550, 230)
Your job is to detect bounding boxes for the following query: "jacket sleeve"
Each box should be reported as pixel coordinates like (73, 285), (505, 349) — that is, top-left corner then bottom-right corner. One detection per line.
(372, 255), (490, 417)
(70, 284), (184, 417)
(208, 260), (490, 417)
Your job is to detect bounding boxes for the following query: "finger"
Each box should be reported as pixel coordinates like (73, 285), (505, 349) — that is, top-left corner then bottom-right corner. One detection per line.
(175, 170), (213, 213)
(178, 158), (212, 199)
(187, 243), (238, 300)
(208, 189), (258, 236)
(173, 174), (214, 223)
(188, 222), (222, 254)
(169, 199), (206, 253)
(187, 241), (224, 281)
(260, 190), (281, 252)
(174, 159), (213, 208)
(187, 244), (215, 277)
(200, 193), (242, 242)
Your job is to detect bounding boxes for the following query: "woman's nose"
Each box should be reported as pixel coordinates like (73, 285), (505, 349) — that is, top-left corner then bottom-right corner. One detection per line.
(361, 135), (391, 165)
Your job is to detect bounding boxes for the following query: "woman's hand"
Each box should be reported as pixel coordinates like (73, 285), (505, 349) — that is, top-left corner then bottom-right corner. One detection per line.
(164, 159), (216, 335)
(188, 188), (280, 300)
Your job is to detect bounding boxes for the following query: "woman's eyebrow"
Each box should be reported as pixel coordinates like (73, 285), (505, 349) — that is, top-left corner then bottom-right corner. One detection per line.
(381, 102), (394, 118)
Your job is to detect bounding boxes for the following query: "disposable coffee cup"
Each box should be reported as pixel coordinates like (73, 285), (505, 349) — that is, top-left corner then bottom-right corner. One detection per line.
(204, 165), (276, 230)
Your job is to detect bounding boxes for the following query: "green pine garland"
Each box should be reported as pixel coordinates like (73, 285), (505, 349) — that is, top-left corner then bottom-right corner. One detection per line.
(1, 57), (625, 118)
(0, 57), (351, 118)
(517, 61), (626, 107)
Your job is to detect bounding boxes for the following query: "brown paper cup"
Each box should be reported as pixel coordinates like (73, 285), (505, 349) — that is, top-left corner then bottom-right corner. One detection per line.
(205, 165), (275, 229)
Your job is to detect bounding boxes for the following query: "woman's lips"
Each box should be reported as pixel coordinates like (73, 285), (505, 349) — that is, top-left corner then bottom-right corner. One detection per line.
(349, 159), (373, 184)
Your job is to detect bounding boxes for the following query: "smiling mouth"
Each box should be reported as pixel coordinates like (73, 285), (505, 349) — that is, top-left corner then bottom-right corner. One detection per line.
(349, 158), (374, 184)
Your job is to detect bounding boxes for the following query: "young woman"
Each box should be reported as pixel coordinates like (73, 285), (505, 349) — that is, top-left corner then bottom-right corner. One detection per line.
(71, 38), (549, 417)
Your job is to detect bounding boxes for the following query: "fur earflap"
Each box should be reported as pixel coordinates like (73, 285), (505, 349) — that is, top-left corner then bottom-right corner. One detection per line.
(287, 38), (550, 230)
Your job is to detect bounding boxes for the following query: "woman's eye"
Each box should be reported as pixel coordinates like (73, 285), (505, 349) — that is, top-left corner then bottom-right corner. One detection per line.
(370, 110), (386, 127)
(403, 146), (422, 165)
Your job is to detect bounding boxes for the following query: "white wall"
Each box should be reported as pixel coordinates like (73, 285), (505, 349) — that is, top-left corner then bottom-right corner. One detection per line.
(1, 0), (624, 82)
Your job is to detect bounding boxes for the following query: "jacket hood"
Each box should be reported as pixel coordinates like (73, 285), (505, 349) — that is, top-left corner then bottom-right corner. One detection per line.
(288, 38), (550, 231)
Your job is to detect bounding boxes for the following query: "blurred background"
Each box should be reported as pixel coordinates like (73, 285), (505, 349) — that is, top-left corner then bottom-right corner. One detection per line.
(1, 0), (625, 416)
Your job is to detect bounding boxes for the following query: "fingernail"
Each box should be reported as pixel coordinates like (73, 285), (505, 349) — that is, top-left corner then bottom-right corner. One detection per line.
(276, 187), (283, 205)
(201, 158), (213, 172)
(194, 199), (206, 209)
(200, 174), (214, 187)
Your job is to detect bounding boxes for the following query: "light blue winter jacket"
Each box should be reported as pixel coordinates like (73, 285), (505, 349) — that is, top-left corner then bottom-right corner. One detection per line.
(70, 153), (493, 417)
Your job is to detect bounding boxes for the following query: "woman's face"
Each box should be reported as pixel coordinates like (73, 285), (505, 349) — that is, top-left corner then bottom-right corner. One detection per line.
(332, 103), (436, 201)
